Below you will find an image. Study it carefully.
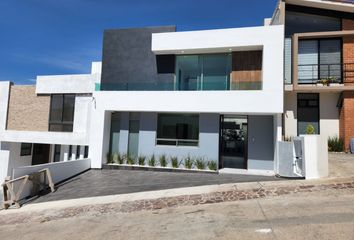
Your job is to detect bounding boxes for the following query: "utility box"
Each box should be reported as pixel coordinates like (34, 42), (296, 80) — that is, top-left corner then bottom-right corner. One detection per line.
(351, 138), (354, 154)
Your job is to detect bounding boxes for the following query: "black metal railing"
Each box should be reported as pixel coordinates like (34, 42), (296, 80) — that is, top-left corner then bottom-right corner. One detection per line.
(298, 63), (342, 84)
(298, 63), (354, 85)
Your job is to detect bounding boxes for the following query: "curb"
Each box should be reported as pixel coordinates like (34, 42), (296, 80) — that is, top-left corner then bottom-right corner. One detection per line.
(1, 176), (354, 215)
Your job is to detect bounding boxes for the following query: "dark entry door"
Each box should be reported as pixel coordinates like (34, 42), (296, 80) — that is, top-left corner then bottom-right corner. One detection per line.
(32, 144), (50, 165)
(220, 116), (247, 169)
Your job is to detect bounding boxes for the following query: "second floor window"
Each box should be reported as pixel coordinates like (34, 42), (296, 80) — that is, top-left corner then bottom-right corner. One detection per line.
(49, 94), (75, 132)
(298, 39), (341, 84)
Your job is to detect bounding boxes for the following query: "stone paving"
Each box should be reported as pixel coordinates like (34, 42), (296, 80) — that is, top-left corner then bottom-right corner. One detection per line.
(2, 180), (354, 226)
(31, 169), (280, 203)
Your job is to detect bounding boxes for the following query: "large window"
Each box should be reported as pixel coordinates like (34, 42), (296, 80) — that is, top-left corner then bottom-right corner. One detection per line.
(175, 54), (231, 91)
(157, 114), (199, 146)
(298, 39), (341, 84)
(49, 94), (75, 132)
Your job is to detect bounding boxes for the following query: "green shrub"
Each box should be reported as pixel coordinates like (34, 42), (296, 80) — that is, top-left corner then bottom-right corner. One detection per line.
(207, 161), (217, 171)
(138, 155), (146, 166)
(195, 158), (206, 170)
(171, 156), (179, 168)
(148, 154), (156, 167)
(305, 124), (315, 134)
(159, 154), (167, 167)
(328, 136), (344, 152)
(117, 153), (125, 164)
(106, 153), (114, 164)
(127, 155), (136, 165)
(184, 156), (194, 169)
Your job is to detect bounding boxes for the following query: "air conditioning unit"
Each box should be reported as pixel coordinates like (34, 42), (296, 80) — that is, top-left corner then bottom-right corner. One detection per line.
(351, 138), (354, 154)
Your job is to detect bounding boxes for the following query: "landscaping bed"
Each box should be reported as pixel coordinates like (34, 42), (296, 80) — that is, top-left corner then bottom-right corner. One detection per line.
(102, 163), (218, 174)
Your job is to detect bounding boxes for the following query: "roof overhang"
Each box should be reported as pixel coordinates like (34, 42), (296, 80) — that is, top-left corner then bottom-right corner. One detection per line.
(285, 0), (354, 13)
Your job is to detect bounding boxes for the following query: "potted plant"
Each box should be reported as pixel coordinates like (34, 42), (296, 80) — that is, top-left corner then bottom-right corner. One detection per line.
(305, 124), (315, 135)
(318, 78), (330, 86)
(328, 76), (340, 86)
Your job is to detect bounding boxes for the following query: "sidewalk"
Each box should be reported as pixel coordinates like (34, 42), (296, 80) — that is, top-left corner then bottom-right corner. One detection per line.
(1, 153), (353, 222)
(1, 174), (354, 225)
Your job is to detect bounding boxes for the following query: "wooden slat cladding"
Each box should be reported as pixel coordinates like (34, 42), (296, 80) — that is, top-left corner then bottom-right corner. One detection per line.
(6, 85), (50, 131)
(231, 51), (263, 90)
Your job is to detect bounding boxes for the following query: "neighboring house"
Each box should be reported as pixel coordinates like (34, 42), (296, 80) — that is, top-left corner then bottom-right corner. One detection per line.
(0, 0), (353, 182)
(0, 63), (101, 182)
(274, 0), (354, 151)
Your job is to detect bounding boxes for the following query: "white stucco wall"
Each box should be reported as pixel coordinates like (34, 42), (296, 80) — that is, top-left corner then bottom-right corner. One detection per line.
(0, 81), (10, 131)
(73, 96), (92, 134)
(319, 93), (340, 140)
(303, 135), (328, 179)
(36, 62), (101, 94)
(284, 92), (340, 139)
(0, 142), (32, 182)
(152, 25), (284, 55)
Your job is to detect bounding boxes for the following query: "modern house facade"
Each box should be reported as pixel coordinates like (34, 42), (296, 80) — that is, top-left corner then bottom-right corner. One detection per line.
(0, 63), (101, 182)
(0, 0), (353, 182)
(275, 0), (354, 151)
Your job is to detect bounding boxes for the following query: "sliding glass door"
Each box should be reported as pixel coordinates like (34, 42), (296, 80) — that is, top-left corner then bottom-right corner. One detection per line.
(175, 54), (231, 90)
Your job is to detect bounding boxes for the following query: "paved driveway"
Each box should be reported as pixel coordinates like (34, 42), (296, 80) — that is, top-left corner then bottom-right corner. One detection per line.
(32, 169), (280, 203)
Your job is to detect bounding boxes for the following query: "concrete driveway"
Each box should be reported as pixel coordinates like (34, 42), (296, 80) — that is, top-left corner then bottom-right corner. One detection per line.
(32, 169), (280, 203)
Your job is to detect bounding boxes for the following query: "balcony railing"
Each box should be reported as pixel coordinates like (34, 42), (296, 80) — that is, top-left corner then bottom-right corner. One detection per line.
(98, 79), (262, 91)
(298, 63), (354, 84)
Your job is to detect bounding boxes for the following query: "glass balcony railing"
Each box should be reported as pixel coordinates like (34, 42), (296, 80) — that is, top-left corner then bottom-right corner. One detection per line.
(98, 79), (262, 91)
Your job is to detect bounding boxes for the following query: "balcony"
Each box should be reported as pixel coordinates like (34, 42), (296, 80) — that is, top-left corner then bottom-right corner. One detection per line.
(291, 30), (354, 91)
(298, 63), (354, 85)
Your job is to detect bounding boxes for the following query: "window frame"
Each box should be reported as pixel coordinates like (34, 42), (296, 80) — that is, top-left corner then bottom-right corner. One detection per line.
(53, 144), (61, 162)
(298, 38), (342, 83)
(20, 143), (32, 156)
(297, 93), (320, 135)
(156, 114), (200, 147)
(175, 53), (232, 91)
(49, 94), (75, 132)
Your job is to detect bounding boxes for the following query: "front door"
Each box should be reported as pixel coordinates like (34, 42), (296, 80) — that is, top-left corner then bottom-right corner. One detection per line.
(219, 116), (247, 169)
(32, 144), (50, 165)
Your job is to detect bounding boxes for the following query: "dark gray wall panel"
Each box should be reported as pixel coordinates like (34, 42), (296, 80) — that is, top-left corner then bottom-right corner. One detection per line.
(247, 115), (274, 170)
(101, 26), (176, 90)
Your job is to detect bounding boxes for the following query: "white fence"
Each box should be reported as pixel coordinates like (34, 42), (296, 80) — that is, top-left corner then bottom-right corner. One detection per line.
(11, 159), (91, 200)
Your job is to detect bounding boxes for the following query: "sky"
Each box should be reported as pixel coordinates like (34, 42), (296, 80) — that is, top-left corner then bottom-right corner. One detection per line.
(0, 0), (277, 84)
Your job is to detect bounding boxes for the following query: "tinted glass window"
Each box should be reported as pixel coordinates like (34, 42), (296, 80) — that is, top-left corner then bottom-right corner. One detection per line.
(50, 95), (63, 122)
(157, 114), (199, 146)
(63, 95), (75, 122)
(49, 94), (75, 132)
(20, 143), (32, 156)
